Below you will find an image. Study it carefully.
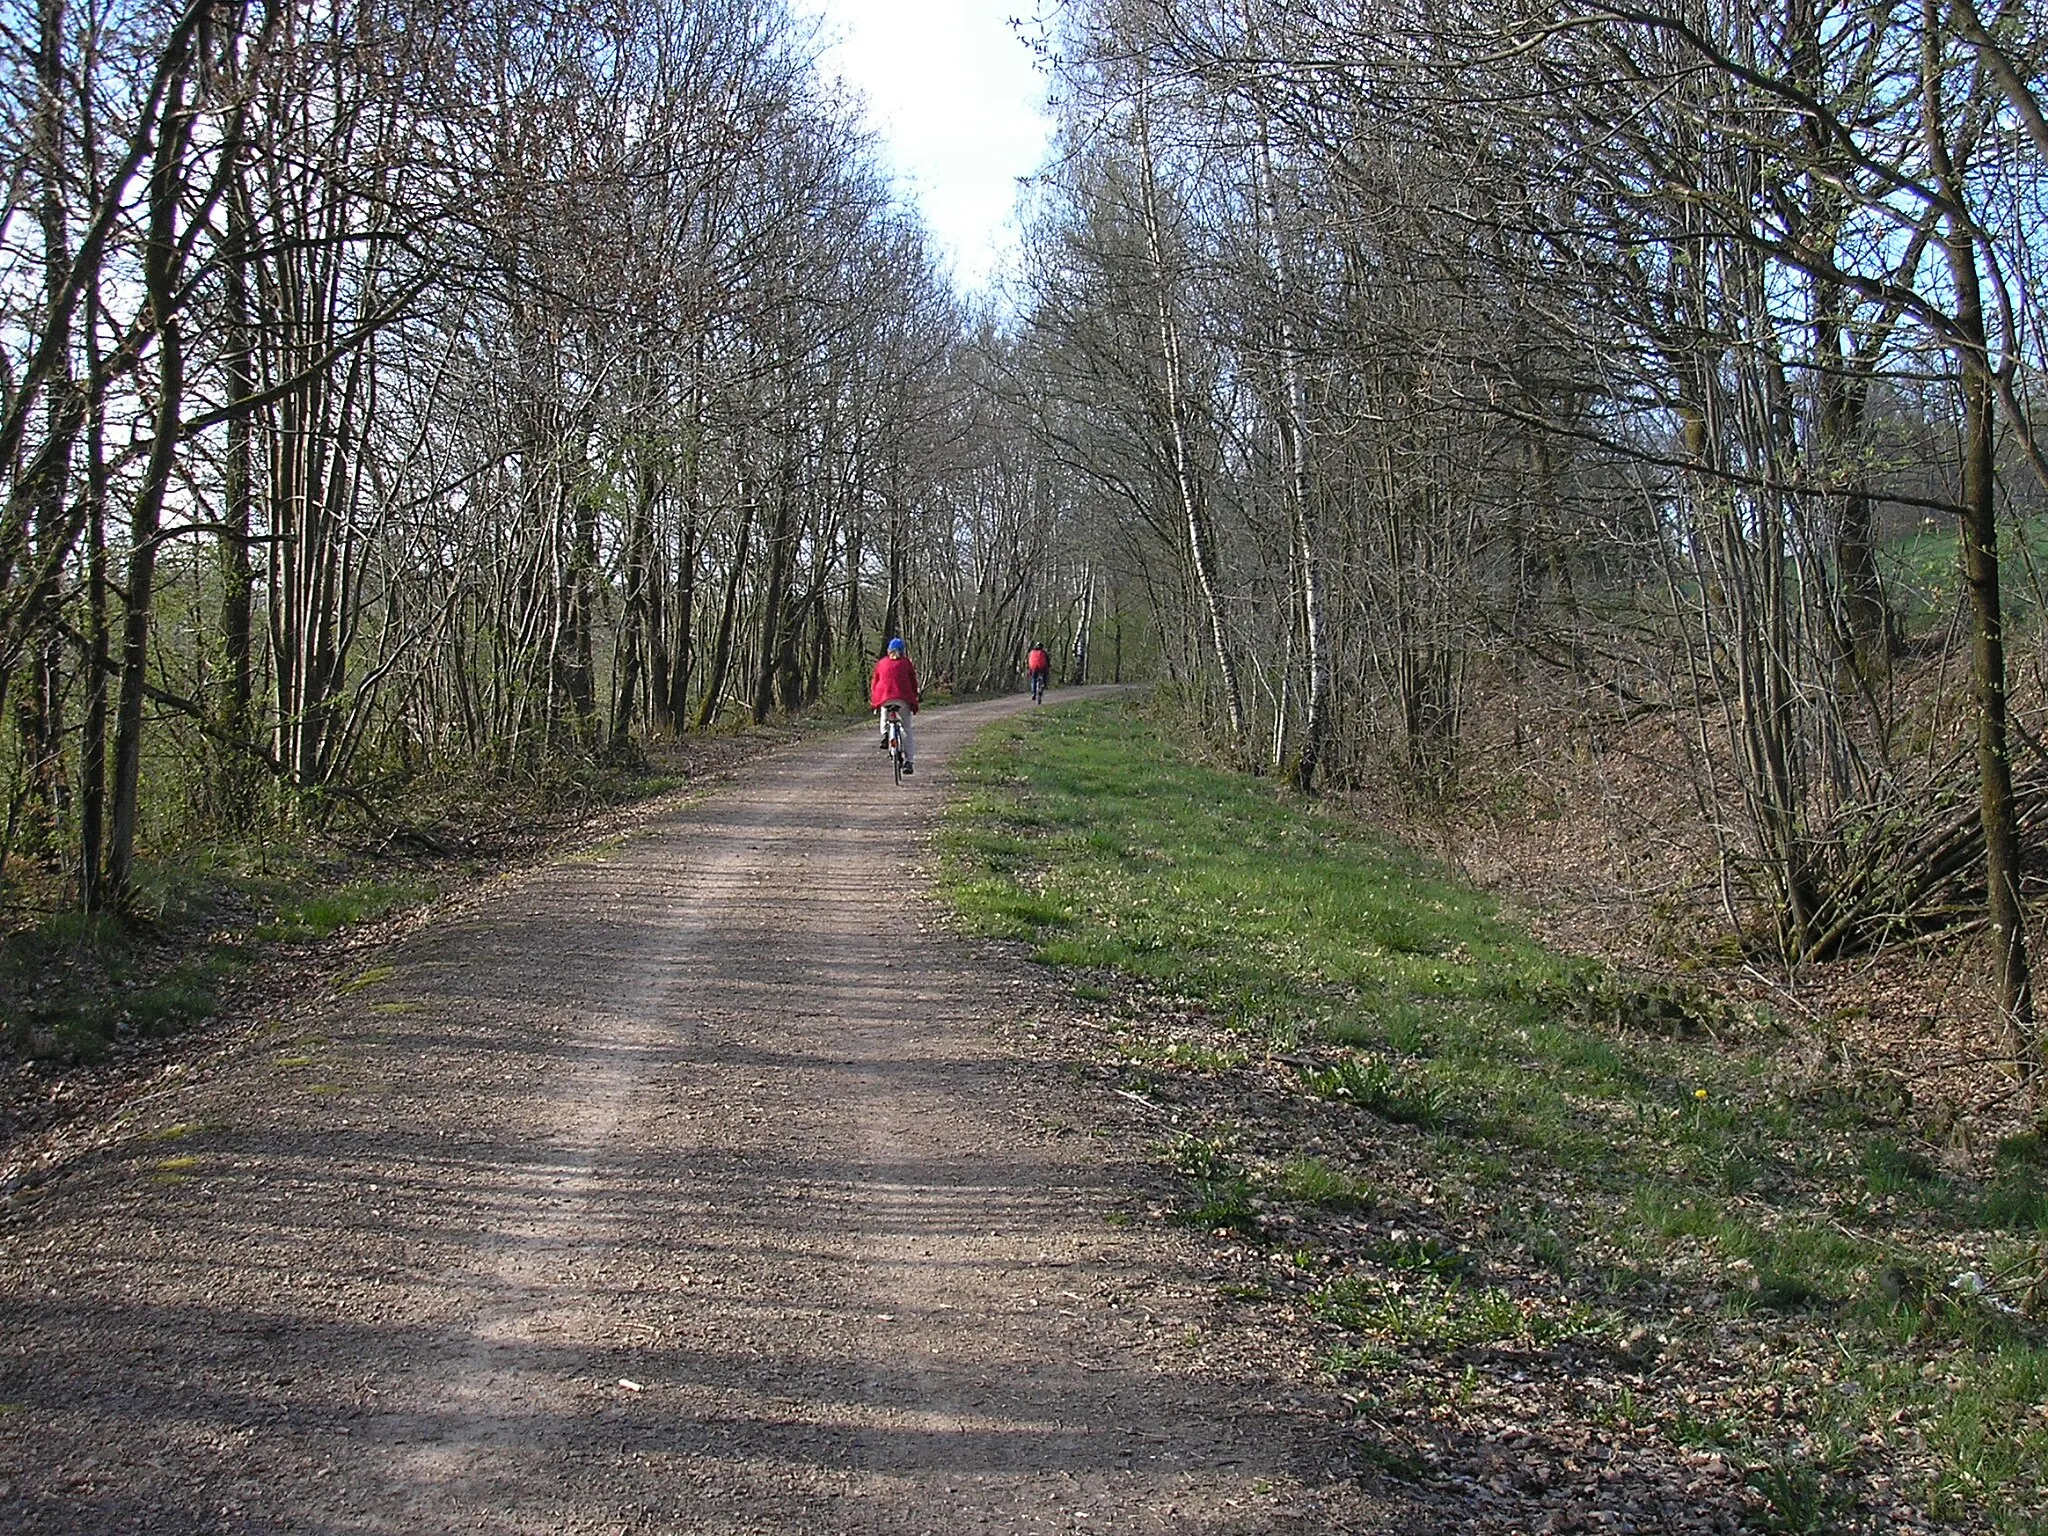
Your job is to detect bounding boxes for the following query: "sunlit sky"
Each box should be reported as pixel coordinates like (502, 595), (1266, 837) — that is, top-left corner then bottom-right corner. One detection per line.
(799, 0), (1057, 298)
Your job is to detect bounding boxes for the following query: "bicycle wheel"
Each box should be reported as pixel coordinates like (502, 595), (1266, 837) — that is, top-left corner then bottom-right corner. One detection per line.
(891, 743), (903, 785)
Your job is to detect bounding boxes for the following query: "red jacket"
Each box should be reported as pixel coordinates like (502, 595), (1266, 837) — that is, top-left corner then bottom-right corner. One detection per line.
(1027, 648), (1049, 675)
(870, 653), (920, 711)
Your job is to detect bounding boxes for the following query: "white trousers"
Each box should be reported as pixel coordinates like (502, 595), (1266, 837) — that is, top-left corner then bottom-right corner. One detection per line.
(876, 701), (914, 761)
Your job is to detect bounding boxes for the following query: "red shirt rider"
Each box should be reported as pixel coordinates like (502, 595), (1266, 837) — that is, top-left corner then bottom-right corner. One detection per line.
(871, 639), (920, 772)
(870, 641), (920, 713)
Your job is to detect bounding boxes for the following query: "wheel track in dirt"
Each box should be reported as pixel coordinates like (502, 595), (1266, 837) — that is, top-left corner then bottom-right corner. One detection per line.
(0, 690), (1396, 1534)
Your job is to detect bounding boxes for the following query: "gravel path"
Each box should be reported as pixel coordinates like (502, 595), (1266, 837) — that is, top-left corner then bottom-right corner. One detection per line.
(0, 691), (1393, 1533)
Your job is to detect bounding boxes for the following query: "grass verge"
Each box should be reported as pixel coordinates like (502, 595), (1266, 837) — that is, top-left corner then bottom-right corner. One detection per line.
(941, 697), (2048, 1535)
(0, 733), (735, 1068)
(0, 851), (440, 1064)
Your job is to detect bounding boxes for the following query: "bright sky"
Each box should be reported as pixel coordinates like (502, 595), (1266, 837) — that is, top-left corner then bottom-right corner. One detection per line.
(801, 0), (1056, 298)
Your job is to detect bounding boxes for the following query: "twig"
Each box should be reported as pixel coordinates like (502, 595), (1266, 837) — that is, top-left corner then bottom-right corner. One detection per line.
(1111, 1087), (1170, 1117)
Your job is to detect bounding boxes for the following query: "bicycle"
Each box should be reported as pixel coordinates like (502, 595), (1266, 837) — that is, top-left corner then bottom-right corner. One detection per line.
(1029, 669), (1047, 704)
(881, 702), (908, 785)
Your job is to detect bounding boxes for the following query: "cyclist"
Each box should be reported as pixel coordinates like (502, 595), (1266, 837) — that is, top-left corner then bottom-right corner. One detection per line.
(870, 637), (920, 775)
(1026, 641), (1050, 704)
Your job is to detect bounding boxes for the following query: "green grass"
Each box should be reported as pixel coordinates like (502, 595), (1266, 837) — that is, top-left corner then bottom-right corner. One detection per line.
(1274, 1155), (1374, 1211)
(1180, 1175), (1258, 1232)
(1880, 513), (2048, 633)
(1120, 1033), (1246, 1073)
(1298, 1054), (1450, 1127)
(1167, 1133), (1237, 1180)
(1312, 1272), (1582, 1351)
(338, 964), (398, 994)
(254, 879), (435, 942)
(939, 697), (2048, 1530)
(939, 702), (1756, 1181)
(1745, 1452), (1856, 1536)
(943, 703), (1570, 1006)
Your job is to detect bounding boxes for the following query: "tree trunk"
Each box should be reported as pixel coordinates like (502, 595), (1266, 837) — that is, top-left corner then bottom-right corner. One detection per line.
(14, 0), (80, 864)
(1952, 264), (2034, 1062)
(666, 499), (700, 729)
(1255, 129), (1330, 791)
(79, 369), (109, 911)
(109, 50), (196, 897)
(215, 183), (258, 829)
(1814, 302), (1897, 680)
(1135, 82), (1244, 747)
(881, 481), (903, 644)
(751, 448), (795, 724)
(696, 457), (754, 731)
(561, 479), (600, 746)
(1928, 11), (2037, 1072)
(613, 452), (659, 743)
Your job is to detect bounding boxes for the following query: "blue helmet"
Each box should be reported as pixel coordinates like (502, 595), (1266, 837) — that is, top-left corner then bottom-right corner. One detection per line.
(887, 637), (906, 654)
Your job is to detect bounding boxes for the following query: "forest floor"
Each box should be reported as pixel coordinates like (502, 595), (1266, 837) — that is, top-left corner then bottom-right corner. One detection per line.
(0, 689), (1393, 1534)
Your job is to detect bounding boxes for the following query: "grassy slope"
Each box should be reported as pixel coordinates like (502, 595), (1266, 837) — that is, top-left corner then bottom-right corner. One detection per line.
(1880, 516), (2048, 633)
(942, 698), (2048, 1535)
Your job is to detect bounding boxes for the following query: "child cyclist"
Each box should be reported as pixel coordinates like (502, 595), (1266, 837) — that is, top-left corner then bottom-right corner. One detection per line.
(1026, 641), (1050, 703)
(870, 637), (920, 774)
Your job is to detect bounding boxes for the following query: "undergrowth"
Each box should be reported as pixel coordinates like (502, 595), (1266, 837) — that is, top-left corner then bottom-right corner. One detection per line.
(941, 697), (2048, 1533)
(0, 846), (442, 1063)
(1, 745), (703, 1066)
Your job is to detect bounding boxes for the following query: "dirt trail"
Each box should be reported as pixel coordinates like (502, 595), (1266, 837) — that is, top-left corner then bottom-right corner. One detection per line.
(0, 691), (1391, 1534)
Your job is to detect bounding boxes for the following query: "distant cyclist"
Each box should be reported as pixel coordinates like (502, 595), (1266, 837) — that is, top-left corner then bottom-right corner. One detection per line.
(870, 637), (920, 774)
(1026, 641), (1050, 704)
